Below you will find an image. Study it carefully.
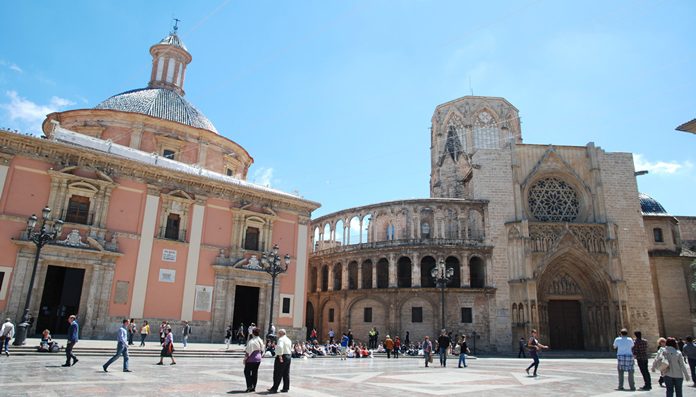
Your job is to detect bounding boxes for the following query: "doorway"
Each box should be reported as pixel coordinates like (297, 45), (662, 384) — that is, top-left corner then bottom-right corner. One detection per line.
(548, 300), (584, 349)
(232, 286), (260, 337)
(36, 266), (85, 336)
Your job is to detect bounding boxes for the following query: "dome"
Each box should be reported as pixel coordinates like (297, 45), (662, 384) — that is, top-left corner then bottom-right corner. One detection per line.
(639, 193), (669, 215)
(158, 33), (187, 51)
(94, 87), (218, 133)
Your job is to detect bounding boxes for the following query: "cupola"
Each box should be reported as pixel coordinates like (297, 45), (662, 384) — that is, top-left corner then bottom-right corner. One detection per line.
(148, 22), (192, 96)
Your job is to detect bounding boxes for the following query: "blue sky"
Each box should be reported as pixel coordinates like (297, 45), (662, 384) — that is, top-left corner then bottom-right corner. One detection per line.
(1, 1), (694, 217)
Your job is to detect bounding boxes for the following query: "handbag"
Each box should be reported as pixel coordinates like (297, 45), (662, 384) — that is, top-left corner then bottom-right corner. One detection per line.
(428, 354), (433, 363)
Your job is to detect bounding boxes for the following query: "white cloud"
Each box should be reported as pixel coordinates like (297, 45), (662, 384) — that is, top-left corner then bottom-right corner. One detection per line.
(252, 167), (274, 187)
(0, 60), (23, 73)
(0, 91), (74, 134)
(634, 154), (693, 175)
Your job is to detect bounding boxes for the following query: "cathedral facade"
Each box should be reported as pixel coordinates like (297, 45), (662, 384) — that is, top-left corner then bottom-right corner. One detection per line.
(308, 96), (695, 351)
(0, 30), (318, 341)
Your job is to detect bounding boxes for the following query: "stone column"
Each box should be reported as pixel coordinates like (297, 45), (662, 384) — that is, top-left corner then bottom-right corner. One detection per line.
(411, 253), (421, 287)
(372, 261), (378, 289)
(388, 254), (397, 288)
(357, 260), (363, 290)
(341, 265), (349, 290)
(316, 266), (322, 292)
(327, 264), (334, 291)
(461, 257), (470, 287)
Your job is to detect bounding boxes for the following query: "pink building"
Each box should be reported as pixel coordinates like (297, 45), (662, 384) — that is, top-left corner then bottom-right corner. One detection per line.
(0, 29), (319, 340)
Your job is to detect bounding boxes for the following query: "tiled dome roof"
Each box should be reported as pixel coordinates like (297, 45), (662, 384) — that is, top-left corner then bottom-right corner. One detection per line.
(639, 193), (669, 215)
(94, 87), (217, 133)
(158, 33), (187, 51)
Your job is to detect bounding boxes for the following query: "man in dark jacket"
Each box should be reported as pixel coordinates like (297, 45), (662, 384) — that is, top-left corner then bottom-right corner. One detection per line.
(437, 329), (451, 367)
(62, 315), (79, 367)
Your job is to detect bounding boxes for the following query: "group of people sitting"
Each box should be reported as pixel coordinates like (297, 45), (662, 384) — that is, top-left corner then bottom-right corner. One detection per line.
(290, 340), (373, 358)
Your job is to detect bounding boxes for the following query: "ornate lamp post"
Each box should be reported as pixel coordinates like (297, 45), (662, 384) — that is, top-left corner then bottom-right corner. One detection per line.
(13, 206), (64, 346)
(260, 244), (291, 338)
(430, 258), (454, 331)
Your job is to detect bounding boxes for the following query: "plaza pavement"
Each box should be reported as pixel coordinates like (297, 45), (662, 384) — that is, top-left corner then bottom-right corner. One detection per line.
(1, 343), (691, 397)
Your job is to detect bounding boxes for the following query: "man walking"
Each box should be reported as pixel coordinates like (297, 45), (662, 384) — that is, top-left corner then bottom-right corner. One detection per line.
(268, 329), (292, 393)
(103, 319), (131, 372)
(0, 318), (14, 356)
(340, 332), (349, 360)
(384, 335), (394, 359)
(437, 329), (451, 367)
(62, 315), (79, 367)
(632, 330), (651, 390)
(683, 336), (696, 388)
(518, 337), (527, 358)
(613, 328), (635, 391)
(182, 320), (192, 348)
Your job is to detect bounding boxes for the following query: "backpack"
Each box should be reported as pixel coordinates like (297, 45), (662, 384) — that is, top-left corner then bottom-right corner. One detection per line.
(655, 350), (670, 373)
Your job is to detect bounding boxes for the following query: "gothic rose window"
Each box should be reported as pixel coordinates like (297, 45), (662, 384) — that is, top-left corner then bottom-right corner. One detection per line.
(528, 177), (580, 222)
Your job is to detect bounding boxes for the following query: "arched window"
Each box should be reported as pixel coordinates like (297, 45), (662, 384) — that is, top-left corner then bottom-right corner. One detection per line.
(420, 256), (436, 287)
(164, 213), (181, 240)
(386, 224), (395, 240)
(473, 111), (499, 149)
(397, 257), (412, 288)
(244, 227), (260, 251)
(333, 263), (343, 291)
(653, 228), (664, 243)
(361, 260), (373, 289)
(348, 262), (358, 289)
(421, 222), (431, 238)
(376, 258), (389, 288)
(65, 195), (90, 224)
(445, 256), (461, 287)
(321, 265), (329, 292)
(309, 267), (317, 292)
(469, 256), (485, 288)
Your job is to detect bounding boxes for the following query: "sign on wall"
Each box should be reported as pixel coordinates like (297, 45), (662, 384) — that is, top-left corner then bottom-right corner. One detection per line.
(162, 249), (177, 262)
(194, 285), (213, 312)
(159, 268), (176, 283)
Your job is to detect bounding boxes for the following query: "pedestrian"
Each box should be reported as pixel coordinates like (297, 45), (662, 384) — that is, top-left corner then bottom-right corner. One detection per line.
(384, 335), (394, 359)
(237, 323), (245, 345)
(518, 337), (527, 358)
(394, 336), (401, 358)
(404, 331), (410, 347)
(103, 319), (131, 372)
(525, 329), (548, 377)
(340, 332), (349, 360)
(682, 336), (696, 387)
(437, 329), (451, 367)
(652, 337), (690, 397)
(127, 318), (136, 345)
(157, 326), (176, 365)
(139, 320), (150, 347)
(458, 335), (470, 368)
(633, 330), (651, 390)
(247, 323), (255, 341)
(347, 329), (354, 347)
(182, 320), (192, 348)
(368, 327), (376, 349)
(267, 329), (292, 393)
(0, 318), (15, 356)
(655, 337), (668, 387)
(270, 323), (276, 336)
(159, 321), (167, 344)
(613, 328), (635, 391)
(62, 315), (79, 367)
(225, 325), (233, 350)
(423, 336), (433, 368)
(328, 328), (335, 344)
(310, 327), (317, 342)
(243, 327), (265, 393)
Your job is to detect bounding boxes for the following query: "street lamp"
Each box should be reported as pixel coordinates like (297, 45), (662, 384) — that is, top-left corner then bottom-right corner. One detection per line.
(13, 206), (64, 346)
(430, 258), (454, 331)
(260, 243), (291, 338)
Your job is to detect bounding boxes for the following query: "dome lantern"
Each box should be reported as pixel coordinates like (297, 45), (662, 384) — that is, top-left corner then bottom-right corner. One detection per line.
(148, 21), (192, 96)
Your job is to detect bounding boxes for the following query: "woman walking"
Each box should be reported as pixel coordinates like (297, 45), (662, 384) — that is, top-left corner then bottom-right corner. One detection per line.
(139, 320), (150, 347)
(423, 336), (433, 368)
(243, 327), (265, 393)
(157, 326), (176, 365)
(525, 329), (548, 377)
(652, 337), (690, 397)
(458, 335), (470, 368)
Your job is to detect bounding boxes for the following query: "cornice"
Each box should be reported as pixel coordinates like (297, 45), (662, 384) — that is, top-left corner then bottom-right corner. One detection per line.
(0, 129), (319, 214)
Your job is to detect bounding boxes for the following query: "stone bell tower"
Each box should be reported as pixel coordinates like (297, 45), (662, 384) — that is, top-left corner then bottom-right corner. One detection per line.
(429, 96), (521, 199)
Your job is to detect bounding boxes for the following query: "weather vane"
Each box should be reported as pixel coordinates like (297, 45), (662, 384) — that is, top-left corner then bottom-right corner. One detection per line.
(173, 18), (181, 33)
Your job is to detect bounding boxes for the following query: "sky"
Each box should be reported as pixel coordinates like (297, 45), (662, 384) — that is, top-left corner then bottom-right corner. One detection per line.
(1, 0), (694, 218)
